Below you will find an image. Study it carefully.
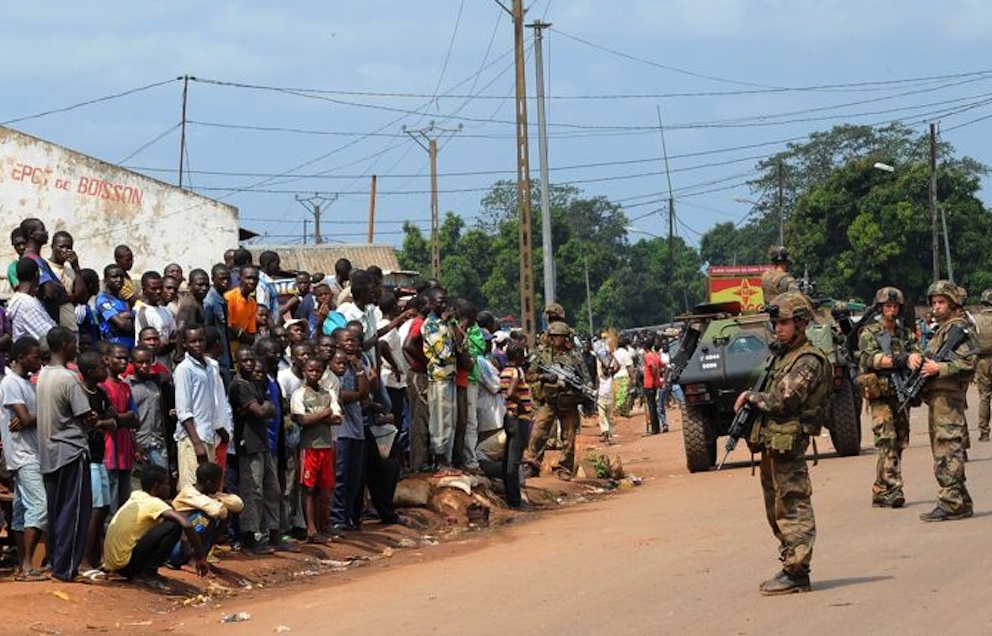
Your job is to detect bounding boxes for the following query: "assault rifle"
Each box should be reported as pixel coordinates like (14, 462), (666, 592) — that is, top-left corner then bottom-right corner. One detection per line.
(536, 361), (598, 403)
(717, 354), (776, 470)
(874, 328), (913, 407)
(898, 324), (970, 413)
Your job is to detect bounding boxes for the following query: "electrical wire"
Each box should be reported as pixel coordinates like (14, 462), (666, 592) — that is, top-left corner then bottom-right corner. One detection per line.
(118, 122), (180, 164)
(1, 78), (178, 126)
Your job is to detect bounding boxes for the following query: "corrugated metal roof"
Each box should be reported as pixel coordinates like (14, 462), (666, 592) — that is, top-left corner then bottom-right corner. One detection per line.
(247, 244), (400, 276)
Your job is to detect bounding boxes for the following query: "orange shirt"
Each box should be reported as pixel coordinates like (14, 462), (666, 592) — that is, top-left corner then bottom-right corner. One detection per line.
(224, 289), (258, 337)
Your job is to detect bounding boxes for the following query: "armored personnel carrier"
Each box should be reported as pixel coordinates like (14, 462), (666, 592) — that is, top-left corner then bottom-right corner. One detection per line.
(669, 300), (862, 472)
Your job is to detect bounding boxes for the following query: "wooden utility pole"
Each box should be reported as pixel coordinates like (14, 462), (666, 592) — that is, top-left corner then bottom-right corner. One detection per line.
(405, 123), (460, 279)
(512, 0), (536, 341)
(178, 75), (189, 189)
(368, 174), (377, 244)
(929, 122), (940, 281)
(303, 219), (308, 245)
(776, 160), (784, 246)
(296, 193), (338, 245)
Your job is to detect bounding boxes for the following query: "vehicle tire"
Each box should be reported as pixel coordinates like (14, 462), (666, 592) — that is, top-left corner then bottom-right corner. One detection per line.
(829, 377), (862, 457)
(681, 402), (716, 472)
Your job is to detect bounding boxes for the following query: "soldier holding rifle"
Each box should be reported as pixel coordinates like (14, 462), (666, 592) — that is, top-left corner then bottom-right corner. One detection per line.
(732, 292), (831, 595)
(857, 287), (921, 509)
(916, 280), (978, 522)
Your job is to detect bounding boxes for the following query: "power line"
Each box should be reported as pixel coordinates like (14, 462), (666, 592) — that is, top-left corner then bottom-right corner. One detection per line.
(1, 77), (179, 126)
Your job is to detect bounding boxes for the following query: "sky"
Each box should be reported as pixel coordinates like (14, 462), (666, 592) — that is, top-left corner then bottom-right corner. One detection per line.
(3, 0), (992, 253)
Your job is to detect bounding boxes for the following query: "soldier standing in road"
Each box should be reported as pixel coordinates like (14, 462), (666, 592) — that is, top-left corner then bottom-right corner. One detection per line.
(733, 292), (830, 595)
(523, 321), (593, 481)
(916, 280), (978, 522)
(970, 289), (992, 442)
(760, 246), (800, 302)
(857, 287), (921, 508)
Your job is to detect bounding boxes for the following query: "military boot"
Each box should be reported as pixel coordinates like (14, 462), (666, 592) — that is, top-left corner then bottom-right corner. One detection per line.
(919, 506), (974, 522)
(759, 570), (811, 596)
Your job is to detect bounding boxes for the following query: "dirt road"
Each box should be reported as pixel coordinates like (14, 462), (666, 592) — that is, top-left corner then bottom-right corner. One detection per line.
(150, 393), (992, 636)
(9, 394), (992, 635)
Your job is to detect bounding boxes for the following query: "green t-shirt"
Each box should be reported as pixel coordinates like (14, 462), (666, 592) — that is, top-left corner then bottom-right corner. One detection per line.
(7, 260), (18, 287)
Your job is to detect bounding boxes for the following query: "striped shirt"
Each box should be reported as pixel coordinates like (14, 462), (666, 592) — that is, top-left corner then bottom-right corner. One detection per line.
(500, 366), (532, 419)
(8, 292), (57, 340)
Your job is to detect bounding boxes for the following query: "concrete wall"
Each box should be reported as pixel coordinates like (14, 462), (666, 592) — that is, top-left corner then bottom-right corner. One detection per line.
(0, 126), (238, 294)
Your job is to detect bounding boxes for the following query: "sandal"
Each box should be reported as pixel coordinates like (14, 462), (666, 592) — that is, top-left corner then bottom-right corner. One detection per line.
(306, 533), (333, 545)
(14, 568), (49, 582)
(432, 467), (462, 478)
(80, 568), (108, 582)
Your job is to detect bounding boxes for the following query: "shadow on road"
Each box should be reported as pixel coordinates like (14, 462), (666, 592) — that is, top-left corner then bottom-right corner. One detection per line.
(814, 575), (893, 591)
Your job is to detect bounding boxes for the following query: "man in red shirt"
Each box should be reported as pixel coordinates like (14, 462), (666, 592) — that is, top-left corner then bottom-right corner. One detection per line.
(642, 335), (664, 435)
(402, 294), (431, 472)
(101, 344), (139, 515)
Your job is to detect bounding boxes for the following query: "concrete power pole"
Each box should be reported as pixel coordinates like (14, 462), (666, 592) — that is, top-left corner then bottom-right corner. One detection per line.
(929, 122), (940, 282)
(405, 122), (460, 279)
(295, 193), (338, 245)
(528, 20), (555, 306)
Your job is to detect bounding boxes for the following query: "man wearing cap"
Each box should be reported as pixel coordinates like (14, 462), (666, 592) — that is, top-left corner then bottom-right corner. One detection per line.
(761, 246), (800, 303)
(916, 280), (978, 522)
(971, 289), (992, 442)
(524, 320), (593, 481)
(857, 286), (921, 508)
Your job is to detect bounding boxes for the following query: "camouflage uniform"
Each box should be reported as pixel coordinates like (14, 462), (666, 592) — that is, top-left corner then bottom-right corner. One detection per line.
(761, 247), (799, 302)
(857, 311), (920, 506)
(760, 268), (799, 302)
(524, 323), (593, 478)
(969, 290), (992, 441)
(922, 285), (978, 519)
(745, 294), (831, 582)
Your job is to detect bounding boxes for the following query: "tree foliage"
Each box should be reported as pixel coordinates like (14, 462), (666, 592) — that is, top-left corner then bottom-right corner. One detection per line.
(398, 181), (705, 332)
(700, 123), (991, 304)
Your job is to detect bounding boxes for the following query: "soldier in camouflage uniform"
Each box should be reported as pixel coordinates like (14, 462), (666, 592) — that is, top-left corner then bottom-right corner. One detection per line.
(523, 321), (593, 481)
(917, 280), (978, 522)
(970, 289), (992, 442)
(858, 287), (922, 508)
(734, 292), (831, 595)
(760, 246), (800, 302)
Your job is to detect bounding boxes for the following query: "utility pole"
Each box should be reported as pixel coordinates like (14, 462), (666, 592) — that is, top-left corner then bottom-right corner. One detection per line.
(513, 0), (536, 340)
(295, 193), (338, 245)
(368, 174), (377, 244)
(657, 106), (676, 324)
(405, 123), (460, 279)
(303, 219), (308, 245)
(178, 75), (190, 189)
(528, 20), (555, 306)
(941, 206), (954, 282)
(584, 255), (594, 336)
(776, 160), (784, 246)
(929, 122), (940, 281)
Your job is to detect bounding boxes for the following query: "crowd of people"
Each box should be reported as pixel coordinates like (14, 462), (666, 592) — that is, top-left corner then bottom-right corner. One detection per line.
(0, 216), (686, 592)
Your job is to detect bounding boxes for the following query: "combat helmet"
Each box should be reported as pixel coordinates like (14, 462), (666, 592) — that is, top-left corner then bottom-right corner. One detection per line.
(547, 321), (571, 336)
(769, 245), (791, 263)
(873, 286), (905, 306)
(927, 279), (967, 307)
(981, 288), (992, 306)
(544, 302), (566, 320)
(765, 291), (814, 322)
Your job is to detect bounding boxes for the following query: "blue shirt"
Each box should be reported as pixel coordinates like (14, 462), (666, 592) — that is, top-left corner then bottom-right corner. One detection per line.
(202, 287), (231, 372)
(265, 376), (281, 454)
(337, 366), (364, 440)
(95, 291), (135, 349)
